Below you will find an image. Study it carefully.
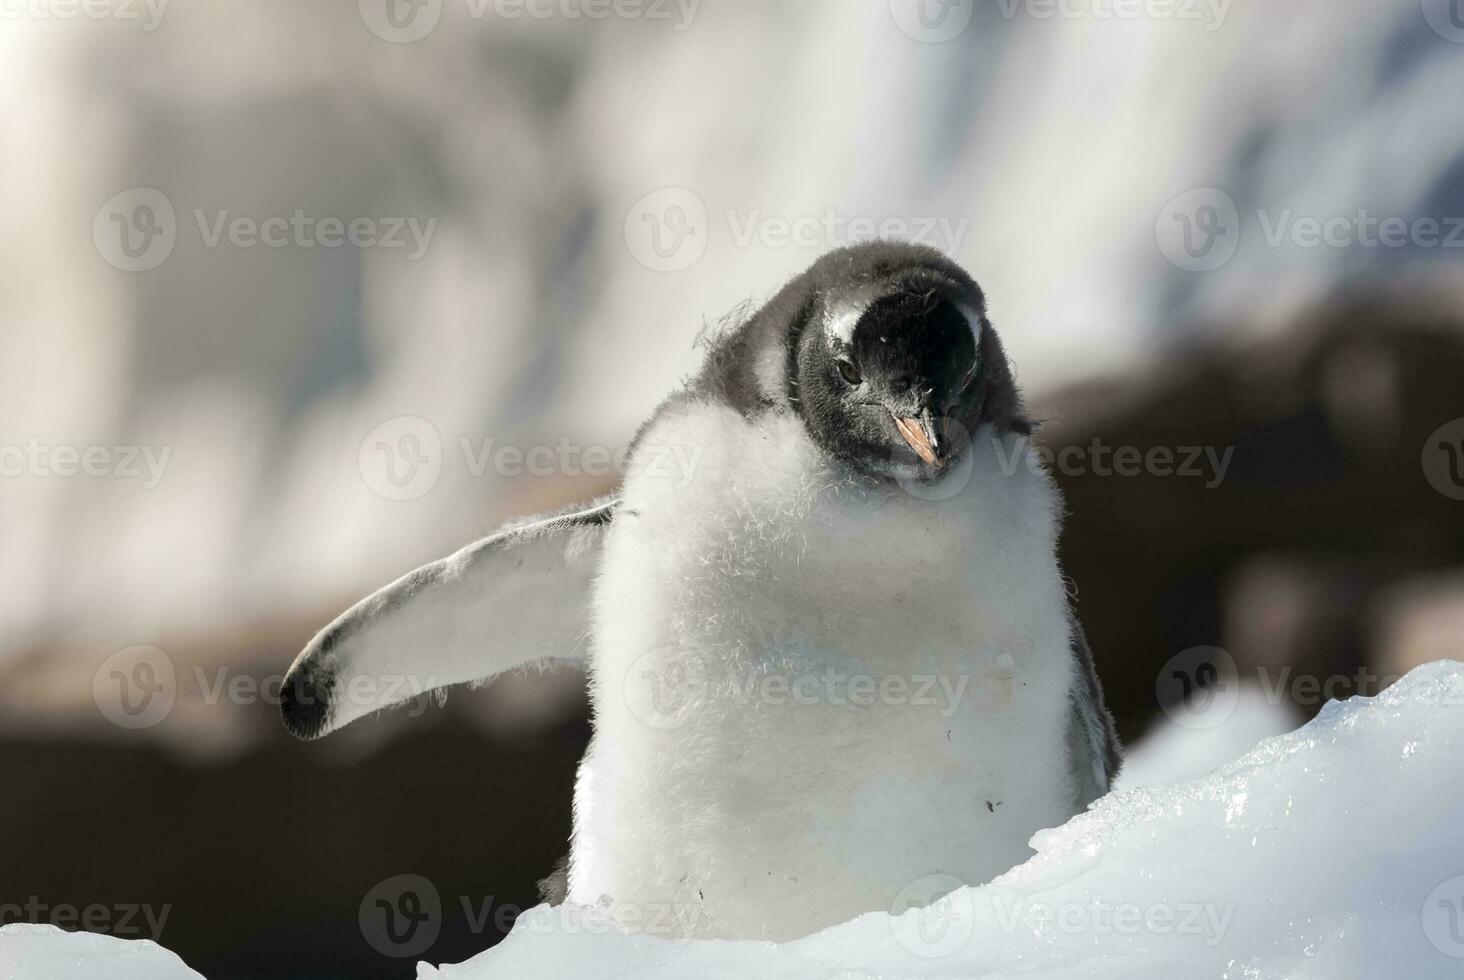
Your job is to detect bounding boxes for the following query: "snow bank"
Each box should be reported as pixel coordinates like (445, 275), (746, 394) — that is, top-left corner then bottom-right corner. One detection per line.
(5, 662), (1463, 978)
(0, 924), (203, 980)
(426, 661), (1464, 979)
(1114, 681), (1299, 792)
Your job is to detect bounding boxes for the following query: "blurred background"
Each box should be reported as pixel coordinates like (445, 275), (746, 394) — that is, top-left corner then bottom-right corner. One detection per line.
(2, 0), (1463, 976)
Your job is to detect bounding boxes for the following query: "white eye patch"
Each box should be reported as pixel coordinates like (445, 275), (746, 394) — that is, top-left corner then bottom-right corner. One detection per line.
(956, 302), (985, 383)
(823, 298), (870, 351)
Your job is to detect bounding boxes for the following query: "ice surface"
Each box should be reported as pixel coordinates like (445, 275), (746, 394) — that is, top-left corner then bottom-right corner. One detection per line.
(0, 924), (204, 980)
(424, 661), (1464, 979)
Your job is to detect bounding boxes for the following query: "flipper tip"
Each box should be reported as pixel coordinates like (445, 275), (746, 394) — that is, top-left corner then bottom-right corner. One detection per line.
(280, 659), (334, 741)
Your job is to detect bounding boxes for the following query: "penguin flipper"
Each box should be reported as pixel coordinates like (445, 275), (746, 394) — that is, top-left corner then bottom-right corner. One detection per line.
(279, 495), (618, 740)
(1065, 618), (1122, 806)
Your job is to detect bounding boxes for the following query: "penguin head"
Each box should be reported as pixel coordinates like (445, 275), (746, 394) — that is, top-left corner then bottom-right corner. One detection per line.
(787, 243), (1026, 480)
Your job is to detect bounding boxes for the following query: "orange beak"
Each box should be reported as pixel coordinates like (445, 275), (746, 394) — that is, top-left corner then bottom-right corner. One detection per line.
(893, 414), (945, 468)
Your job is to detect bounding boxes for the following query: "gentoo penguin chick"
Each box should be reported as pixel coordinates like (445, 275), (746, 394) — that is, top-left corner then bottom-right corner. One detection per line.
(280, 241), (1120, 942)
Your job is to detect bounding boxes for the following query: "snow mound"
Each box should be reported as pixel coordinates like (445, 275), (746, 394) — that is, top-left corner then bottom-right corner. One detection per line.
(0, 924), (203, 980)
(4, 663), (1462, 978)
(1114, 681), (1298, 791)
(424, 660), (1464, 979)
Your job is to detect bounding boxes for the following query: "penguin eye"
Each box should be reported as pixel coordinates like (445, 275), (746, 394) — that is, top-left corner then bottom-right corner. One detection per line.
(836, 359), (862, 386)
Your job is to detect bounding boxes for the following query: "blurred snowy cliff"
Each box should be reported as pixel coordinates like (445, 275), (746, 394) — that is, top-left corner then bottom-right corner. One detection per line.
(4, 0), (1464, 671)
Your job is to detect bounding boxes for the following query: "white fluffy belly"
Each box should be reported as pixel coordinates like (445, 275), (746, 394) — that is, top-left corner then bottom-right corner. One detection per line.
(568, 403), (1080, 939)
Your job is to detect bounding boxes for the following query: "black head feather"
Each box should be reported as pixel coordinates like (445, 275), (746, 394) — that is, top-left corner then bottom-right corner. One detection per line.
(689, 242), (1028, 480)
